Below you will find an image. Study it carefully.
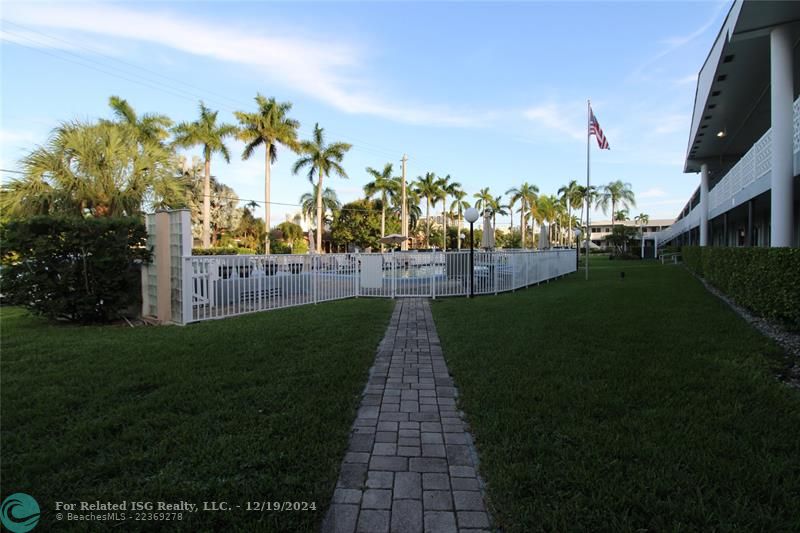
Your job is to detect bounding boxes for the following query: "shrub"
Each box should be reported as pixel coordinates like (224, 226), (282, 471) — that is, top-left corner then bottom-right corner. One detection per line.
(682, 246), (800, 328)
(1, 216), (151, 323)
(192, 247), (255, 256)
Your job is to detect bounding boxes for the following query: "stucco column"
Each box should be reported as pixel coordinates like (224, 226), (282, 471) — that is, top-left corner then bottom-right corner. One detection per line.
(700, 163), (709, 246)
(770, 25), (794, 247)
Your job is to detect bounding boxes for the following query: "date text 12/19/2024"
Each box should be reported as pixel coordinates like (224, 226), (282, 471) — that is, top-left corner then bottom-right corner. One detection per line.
(54, 501), (317, 513)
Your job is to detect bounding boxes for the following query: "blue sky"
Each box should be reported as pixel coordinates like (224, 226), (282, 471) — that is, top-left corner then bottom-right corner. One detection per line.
(1, 0), (730, 227)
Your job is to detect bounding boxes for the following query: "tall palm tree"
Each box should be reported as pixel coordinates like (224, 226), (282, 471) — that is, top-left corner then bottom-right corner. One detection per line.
(414, 172), (441, 248)
(489, 195), (508, 238)
(106, 95), (173, 145)
(506, 182), (539, 248)
(450, 190), (470, 250)
(506, 193), (517, 232)
(300, 184), (340, 228)
(172, 102), (237, 248)
(2, 120), (183, 218)
(558, 179), (582, 246)
(473, 187), (493, 212)
(438, 175), (461, 250)
(393, 188), (422, 243)
(235, 94), (300, 254)
(598, 180), (636, 231)
(635, 212), (650, 257)
(363, 163), (399, 251)
(535, 195), (557, 246)
(292, 123), (352, 252)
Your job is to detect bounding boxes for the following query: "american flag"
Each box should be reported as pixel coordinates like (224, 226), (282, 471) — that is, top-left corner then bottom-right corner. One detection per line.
(589, 106), (610, 150)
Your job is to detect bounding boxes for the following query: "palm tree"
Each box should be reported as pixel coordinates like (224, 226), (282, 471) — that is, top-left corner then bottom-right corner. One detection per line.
(276, 220), (304, 252)
(106, 95), (173, 145)
(172, 102), (237, 248)
(300, 184), (340, 227)
(292, 123), (352, 252)
(506, 182), (539, 248)
(438, 175), (461, 250)
(634, 212), (650, 257)
(598, 180), (636, 231)
(473, 187), (493, 213)
(235, 94), (300, 254)
(558, 180), (582, 246)
(450, 190), (470, 250)
(2, 120), (183, 218)
(535, 195), (558, 246)
(414, 172), (441, 248)
(363, 163), (399, 251)
(507, 193), (516, 232)
(489, 195), (508, 239)
(393, 188), (422, 243)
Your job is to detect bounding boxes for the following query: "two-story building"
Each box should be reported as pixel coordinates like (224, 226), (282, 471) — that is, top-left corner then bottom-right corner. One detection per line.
(655, 0), (800, 249)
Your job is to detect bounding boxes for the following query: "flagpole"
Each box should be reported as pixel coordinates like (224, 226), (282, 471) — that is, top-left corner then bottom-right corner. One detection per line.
(585, 99), (590, 280)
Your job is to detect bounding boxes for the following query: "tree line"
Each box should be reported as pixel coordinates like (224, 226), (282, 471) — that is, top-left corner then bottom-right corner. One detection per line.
(1, 94), (644, 254)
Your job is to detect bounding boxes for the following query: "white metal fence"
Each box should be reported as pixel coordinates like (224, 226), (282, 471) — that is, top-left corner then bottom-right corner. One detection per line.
(180, 249), (576, 323)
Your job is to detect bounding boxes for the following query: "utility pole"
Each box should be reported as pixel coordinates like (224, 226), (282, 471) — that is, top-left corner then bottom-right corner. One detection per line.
(401, 154), (408, 250)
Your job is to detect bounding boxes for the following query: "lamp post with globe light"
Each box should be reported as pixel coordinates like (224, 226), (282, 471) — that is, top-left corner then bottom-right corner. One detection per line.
(464, 207), (480, 298)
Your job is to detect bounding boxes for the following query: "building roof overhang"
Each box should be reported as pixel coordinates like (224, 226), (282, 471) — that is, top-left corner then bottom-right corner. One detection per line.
(683, 0), (800, 176)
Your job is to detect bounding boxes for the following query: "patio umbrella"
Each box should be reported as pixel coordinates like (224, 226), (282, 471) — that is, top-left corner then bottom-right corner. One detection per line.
(538, 224), (549, 250)
(380, 233), (407, 245)
(480, 210), (495, 249)
(308, 228), (316, 253)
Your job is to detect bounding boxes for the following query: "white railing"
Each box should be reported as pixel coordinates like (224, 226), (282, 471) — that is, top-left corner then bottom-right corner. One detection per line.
(656, 95), (800, 246)
(708, 128), (772, 213)
(181, 249), (576, 323)
(654, 207), (699, 245)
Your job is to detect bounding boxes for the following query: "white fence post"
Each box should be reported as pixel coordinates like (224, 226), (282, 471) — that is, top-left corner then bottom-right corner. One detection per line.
(355, 252), (360, 298)
(494, 252), (499, 295)
(181, 257), (193, 324)
(313, 255), (318, 305)
(431, 253), (436, 300)
(392, 255), (396, 299)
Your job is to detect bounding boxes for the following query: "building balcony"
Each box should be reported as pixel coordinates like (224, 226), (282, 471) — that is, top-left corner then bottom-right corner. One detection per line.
(654, 95), (800, 246)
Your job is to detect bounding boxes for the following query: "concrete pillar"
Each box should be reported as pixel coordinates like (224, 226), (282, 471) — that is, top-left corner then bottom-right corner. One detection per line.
(700, 163), (709, 246)
(770, 25), (794, 247)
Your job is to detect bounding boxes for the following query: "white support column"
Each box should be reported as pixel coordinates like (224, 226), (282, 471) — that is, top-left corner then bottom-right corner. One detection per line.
(700, 163), (709, 246)
(770, 25), (794, 247)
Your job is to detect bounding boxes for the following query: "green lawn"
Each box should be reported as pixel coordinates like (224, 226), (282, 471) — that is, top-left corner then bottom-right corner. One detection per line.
(432, 259), (800, 532)
(1, 299), (392, 532)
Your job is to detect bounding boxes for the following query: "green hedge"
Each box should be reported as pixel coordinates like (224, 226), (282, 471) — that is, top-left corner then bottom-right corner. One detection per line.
(682, 246), (800, 328)
(1, 216), (151, 322)
(192, 247), (255, 256)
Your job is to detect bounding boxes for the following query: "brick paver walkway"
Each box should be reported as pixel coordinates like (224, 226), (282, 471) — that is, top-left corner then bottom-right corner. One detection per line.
(322, 298), (491, 533)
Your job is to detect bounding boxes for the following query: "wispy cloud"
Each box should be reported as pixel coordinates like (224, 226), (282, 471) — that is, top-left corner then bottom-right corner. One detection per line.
(0, 128), (36, 144)
(674, 73), (698, 86)
(628, 1), (728, 83)
(653, 114), (690, 135)
(522, 102), (584, 141)
(1, 3), (481, 127)
(639, 187), (667, 199)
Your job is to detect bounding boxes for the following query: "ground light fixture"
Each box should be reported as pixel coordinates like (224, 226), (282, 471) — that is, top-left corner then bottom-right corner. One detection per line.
(464, 207), (480, 298)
